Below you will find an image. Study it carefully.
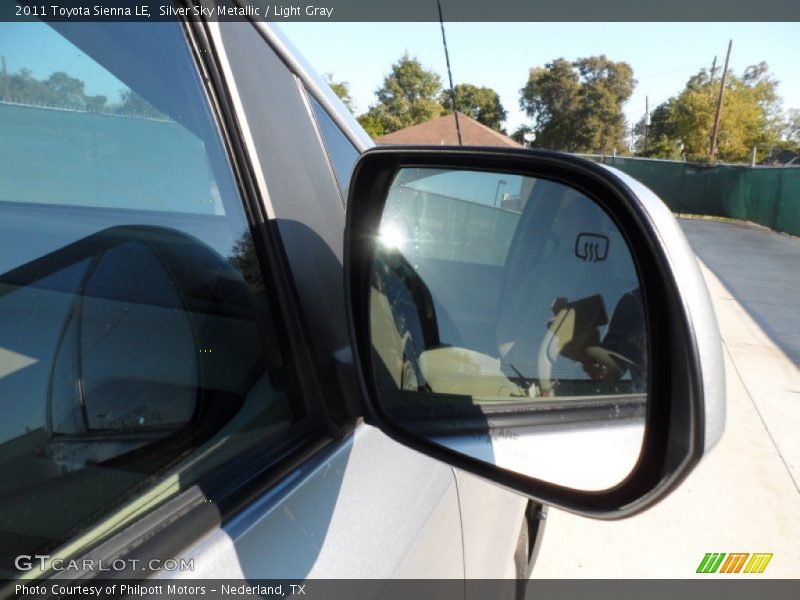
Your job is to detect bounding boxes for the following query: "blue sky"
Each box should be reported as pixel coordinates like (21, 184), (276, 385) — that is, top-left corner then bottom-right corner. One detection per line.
(279, 22), (800, 135)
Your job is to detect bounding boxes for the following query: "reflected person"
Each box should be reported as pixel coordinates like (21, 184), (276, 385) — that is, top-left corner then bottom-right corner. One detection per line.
(581, 288), (647, 392)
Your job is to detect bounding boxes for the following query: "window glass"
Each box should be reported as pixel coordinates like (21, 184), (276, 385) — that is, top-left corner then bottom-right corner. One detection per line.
(0, 26), (225, 215)
(308, 93), (358, 198)
(0, 22), (298, 576)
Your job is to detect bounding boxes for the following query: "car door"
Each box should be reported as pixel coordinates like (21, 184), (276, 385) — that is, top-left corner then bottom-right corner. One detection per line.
(194, 18), (527, 581)
(0, 16), (465, 587)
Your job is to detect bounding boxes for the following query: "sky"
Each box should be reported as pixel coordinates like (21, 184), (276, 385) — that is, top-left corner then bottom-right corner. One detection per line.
(279, 22), (800, 136)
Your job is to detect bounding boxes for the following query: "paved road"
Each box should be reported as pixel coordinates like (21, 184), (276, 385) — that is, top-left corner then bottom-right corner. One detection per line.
(680, 219), (799, 491)
(682, 219), (800, 366)
(531, 218), (800, 578)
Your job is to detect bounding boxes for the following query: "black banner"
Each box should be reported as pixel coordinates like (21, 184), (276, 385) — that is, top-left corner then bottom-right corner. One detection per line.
(3, 0), (800, 22)
(5, 579), (800, 600)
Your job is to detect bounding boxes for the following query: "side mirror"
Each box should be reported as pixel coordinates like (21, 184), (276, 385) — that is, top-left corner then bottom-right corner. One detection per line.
(345, 147), (724, 518)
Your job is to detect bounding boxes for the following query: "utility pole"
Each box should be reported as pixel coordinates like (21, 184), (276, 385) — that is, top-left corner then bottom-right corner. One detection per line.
(709, 56), (717, 82)
(710, 40), (732, 160)
(644, 96), (649, 154)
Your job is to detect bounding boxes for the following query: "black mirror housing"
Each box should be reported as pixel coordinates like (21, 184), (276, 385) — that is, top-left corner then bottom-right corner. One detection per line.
(344, 146), (724, 518)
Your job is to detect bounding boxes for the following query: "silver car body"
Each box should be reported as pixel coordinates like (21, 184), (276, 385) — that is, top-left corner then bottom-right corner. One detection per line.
(152, 20), (527, 580)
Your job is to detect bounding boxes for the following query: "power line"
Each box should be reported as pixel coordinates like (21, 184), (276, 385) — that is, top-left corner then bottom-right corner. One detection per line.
(637, 64), (706, 79)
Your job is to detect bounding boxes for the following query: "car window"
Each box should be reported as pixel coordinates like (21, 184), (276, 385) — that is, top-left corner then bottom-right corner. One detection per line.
(308, 93), (359, 199)
(0, 21), (300, 576)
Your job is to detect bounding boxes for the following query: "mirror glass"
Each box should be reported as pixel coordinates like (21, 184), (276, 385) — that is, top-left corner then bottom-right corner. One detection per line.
(369, 168), (647, 490)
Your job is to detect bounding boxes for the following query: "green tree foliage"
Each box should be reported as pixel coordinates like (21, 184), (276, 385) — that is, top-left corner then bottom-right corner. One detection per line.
(4, 69), (107, 110)
(85, 94), (108, 112)
(324, 73), (355, 113)
(358, 53), (445, 136)
(635, 63), (784, 162)
(632, 101), (683, 158)
(510, 125), (534, 145)
(519, 55), (635, 153)
(2, 68), (36, 101)
(118, 89), (162, 118)
(440, 83), (507, 132)
(356, 113), (385, 138)
(228, 233), (265, 294)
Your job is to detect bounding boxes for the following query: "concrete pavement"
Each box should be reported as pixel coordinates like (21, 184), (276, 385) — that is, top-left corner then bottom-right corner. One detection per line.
(681, 218), (800, 366)
(680, 218), (799, 491)
(531, 218), (800, 578)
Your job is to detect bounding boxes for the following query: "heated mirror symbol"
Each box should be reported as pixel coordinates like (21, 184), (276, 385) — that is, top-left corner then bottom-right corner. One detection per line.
(575, 233), (610, 262)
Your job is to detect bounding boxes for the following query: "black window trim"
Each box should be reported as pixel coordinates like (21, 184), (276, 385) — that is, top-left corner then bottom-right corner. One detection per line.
(192, 17), (352, 434)
(247, 20), (372, 155)
(185, 16), (335, 430)
(301, 83), (349, 205)
(146, 9), (341, 530)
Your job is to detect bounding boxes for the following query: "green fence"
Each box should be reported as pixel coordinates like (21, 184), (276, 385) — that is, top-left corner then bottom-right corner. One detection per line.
(581, 156), (800, 237)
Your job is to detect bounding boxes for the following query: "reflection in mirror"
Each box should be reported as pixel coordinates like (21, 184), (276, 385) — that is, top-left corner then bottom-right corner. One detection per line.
(369, 168), (648, 490)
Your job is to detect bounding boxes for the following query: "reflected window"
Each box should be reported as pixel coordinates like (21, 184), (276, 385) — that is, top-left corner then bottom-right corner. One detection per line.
(0, 22), (299, 576)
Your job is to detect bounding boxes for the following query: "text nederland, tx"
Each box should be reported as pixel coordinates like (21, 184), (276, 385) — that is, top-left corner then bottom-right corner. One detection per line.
(16, 583), (304, 597)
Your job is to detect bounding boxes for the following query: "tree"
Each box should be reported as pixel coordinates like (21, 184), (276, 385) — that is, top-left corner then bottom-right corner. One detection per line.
(1, 66), (173, 119)
(356, 113), (385, 139)
(519, 55), (635, 153)
(440, 83), (507, 132)
(228, 233), (264, 294)
(42, 72), (89, 108)
(4, 68), (109, 111)
(85, 94), (108, 112)
(325, 74), (355, 113)
(118, 89), (162, 118)
(519, 58), (580, 151)
(634, 63), (784, 162)
(510, 125), (535, 145)
(783, 108), (800, 147)
(5, 68), (46, 104)
(632, 100), (679, 157)
(359, 53), (445, 136)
